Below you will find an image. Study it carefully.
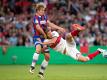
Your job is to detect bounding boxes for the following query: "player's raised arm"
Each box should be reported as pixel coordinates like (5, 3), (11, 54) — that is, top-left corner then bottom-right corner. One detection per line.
(42, 38), (57, 45)
(47, 20), (65, 33)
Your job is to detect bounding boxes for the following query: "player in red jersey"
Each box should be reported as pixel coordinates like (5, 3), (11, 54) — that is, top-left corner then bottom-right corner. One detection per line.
(30, 2), (65, 79)
(42, 24), (106, 62)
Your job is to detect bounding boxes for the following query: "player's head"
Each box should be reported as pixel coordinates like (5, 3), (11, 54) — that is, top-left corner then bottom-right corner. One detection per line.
(33, 2), (46, 15)
(47, 31), (59, 39)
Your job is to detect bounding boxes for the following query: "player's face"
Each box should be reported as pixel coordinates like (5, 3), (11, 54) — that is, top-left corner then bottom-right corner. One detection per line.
(38, 8), (46, 16)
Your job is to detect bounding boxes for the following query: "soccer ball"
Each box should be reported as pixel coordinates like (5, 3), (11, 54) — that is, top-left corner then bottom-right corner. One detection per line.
(103, 50), (107, 58)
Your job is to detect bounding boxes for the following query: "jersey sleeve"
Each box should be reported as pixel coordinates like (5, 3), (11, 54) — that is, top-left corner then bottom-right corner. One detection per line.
(45, 15), (48, 21)
(33, 17), (39, 24)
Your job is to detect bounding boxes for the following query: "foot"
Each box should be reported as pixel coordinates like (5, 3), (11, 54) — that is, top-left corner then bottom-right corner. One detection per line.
(72, 24), (85, 31)
(97, 48), (107, 58)
(29, 66), (35, 74)
(38, 72), (44, 80)
(97, 48), (105, 53)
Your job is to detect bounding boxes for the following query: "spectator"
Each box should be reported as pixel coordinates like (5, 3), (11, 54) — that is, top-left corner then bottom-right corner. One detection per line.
(0, 0), (107, 47)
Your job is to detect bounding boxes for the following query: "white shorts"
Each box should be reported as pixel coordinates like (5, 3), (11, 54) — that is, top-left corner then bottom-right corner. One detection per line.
(65, 41), (81, 60)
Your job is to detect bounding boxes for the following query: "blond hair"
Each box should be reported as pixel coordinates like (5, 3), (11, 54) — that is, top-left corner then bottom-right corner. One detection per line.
(65, 33), (73, 43)
(32, 2), (46, 11)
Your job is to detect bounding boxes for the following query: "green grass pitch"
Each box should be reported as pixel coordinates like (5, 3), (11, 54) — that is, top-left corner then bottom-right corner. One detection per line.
(0, 64), (107, 80)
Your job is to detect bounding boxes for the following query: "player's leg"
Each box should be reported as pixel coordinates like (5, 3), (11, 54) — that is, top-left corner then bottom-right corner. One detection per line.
(78, 48), (106, 62)
(71, 24), (85, 37)
(71, 30), (80, 37)
(38, 45), (50, 79)
(64, 46), (88, 62)
(66, 46), (106, 62)
(76, 54), (88, 62)
(72, 24), (85, 31)
(65, 24), (85, 43)
(29, 44), (42, 74)
(38, 53), (50, 79)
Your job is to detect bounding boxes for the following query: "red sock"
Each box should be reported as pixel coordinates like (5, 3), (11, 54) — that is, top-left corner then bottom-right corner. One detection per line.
(71, 30), (80, 37)
(88, 51), (101, 60)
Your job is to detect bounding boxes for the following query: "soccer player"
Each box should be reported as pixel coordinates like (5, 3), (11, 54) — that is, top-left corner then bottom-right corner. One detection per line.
(42, 24), (107, 62)
(30, 2), (65, 79)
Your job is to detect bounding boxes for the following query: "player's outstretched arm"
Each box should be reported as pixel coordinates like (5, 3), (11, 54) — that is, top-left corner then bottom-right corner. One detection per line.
(47, 20), (65, 33)
(42, 38), (57, 45)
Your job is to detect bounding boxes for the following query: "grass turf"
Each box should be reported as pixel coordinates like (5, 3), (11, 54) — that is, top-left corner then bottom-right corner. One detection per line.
(0, 64), (107, 80)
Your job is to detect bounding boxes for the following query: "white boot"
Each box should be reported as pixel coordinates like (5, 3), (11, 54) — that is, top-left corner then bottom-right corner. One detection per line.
(97, 48), (107, 58)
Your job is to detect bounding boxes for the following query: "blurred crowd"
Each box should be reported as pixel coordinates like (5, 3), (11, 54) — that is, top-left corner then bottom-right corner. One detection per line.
(0, 0), (107, 47)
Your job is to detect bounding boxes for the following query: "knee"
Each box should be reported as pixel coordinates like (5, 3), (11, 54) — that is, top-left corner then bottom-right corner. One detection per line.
(36, 48), (41, 53)
(78, 58), (88, 62)
(33, 53), (39, 60)
(36, 45), (42, 53)
(81, 59), (87, 62)
(45, 54), (50, 61)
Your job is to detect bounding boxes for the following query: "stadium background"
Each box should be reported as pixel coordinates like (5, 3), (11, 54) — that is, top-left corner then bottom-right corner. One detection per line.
(0, 0), (107, 80)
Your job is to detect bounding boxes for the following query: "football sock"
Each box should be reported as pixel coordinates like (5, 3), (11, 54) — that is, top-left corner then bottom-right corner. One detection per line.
(87, 50), (101, 60)
(31, 53), (39, 67)
(71, 30), (80, 37)
(39, 59), (48, 74)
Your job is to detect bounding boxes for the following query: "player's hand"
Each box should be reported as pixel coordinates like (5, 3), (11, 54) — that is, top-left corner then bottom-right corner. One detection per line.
(59, 28), (66, 33)
(41, 45), (48, 53)
(43, 33), (47, 39)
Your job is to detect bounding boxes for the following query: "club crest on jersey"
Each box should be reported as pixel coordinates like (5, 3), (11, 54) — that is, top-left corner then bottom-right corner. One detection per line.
(40, 20), (46, 24)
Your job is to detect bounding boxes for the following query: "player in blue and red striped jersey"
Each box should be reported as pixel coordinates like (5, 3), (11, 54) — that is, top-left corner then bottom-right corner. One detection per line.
(30, 2), (65, 79)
